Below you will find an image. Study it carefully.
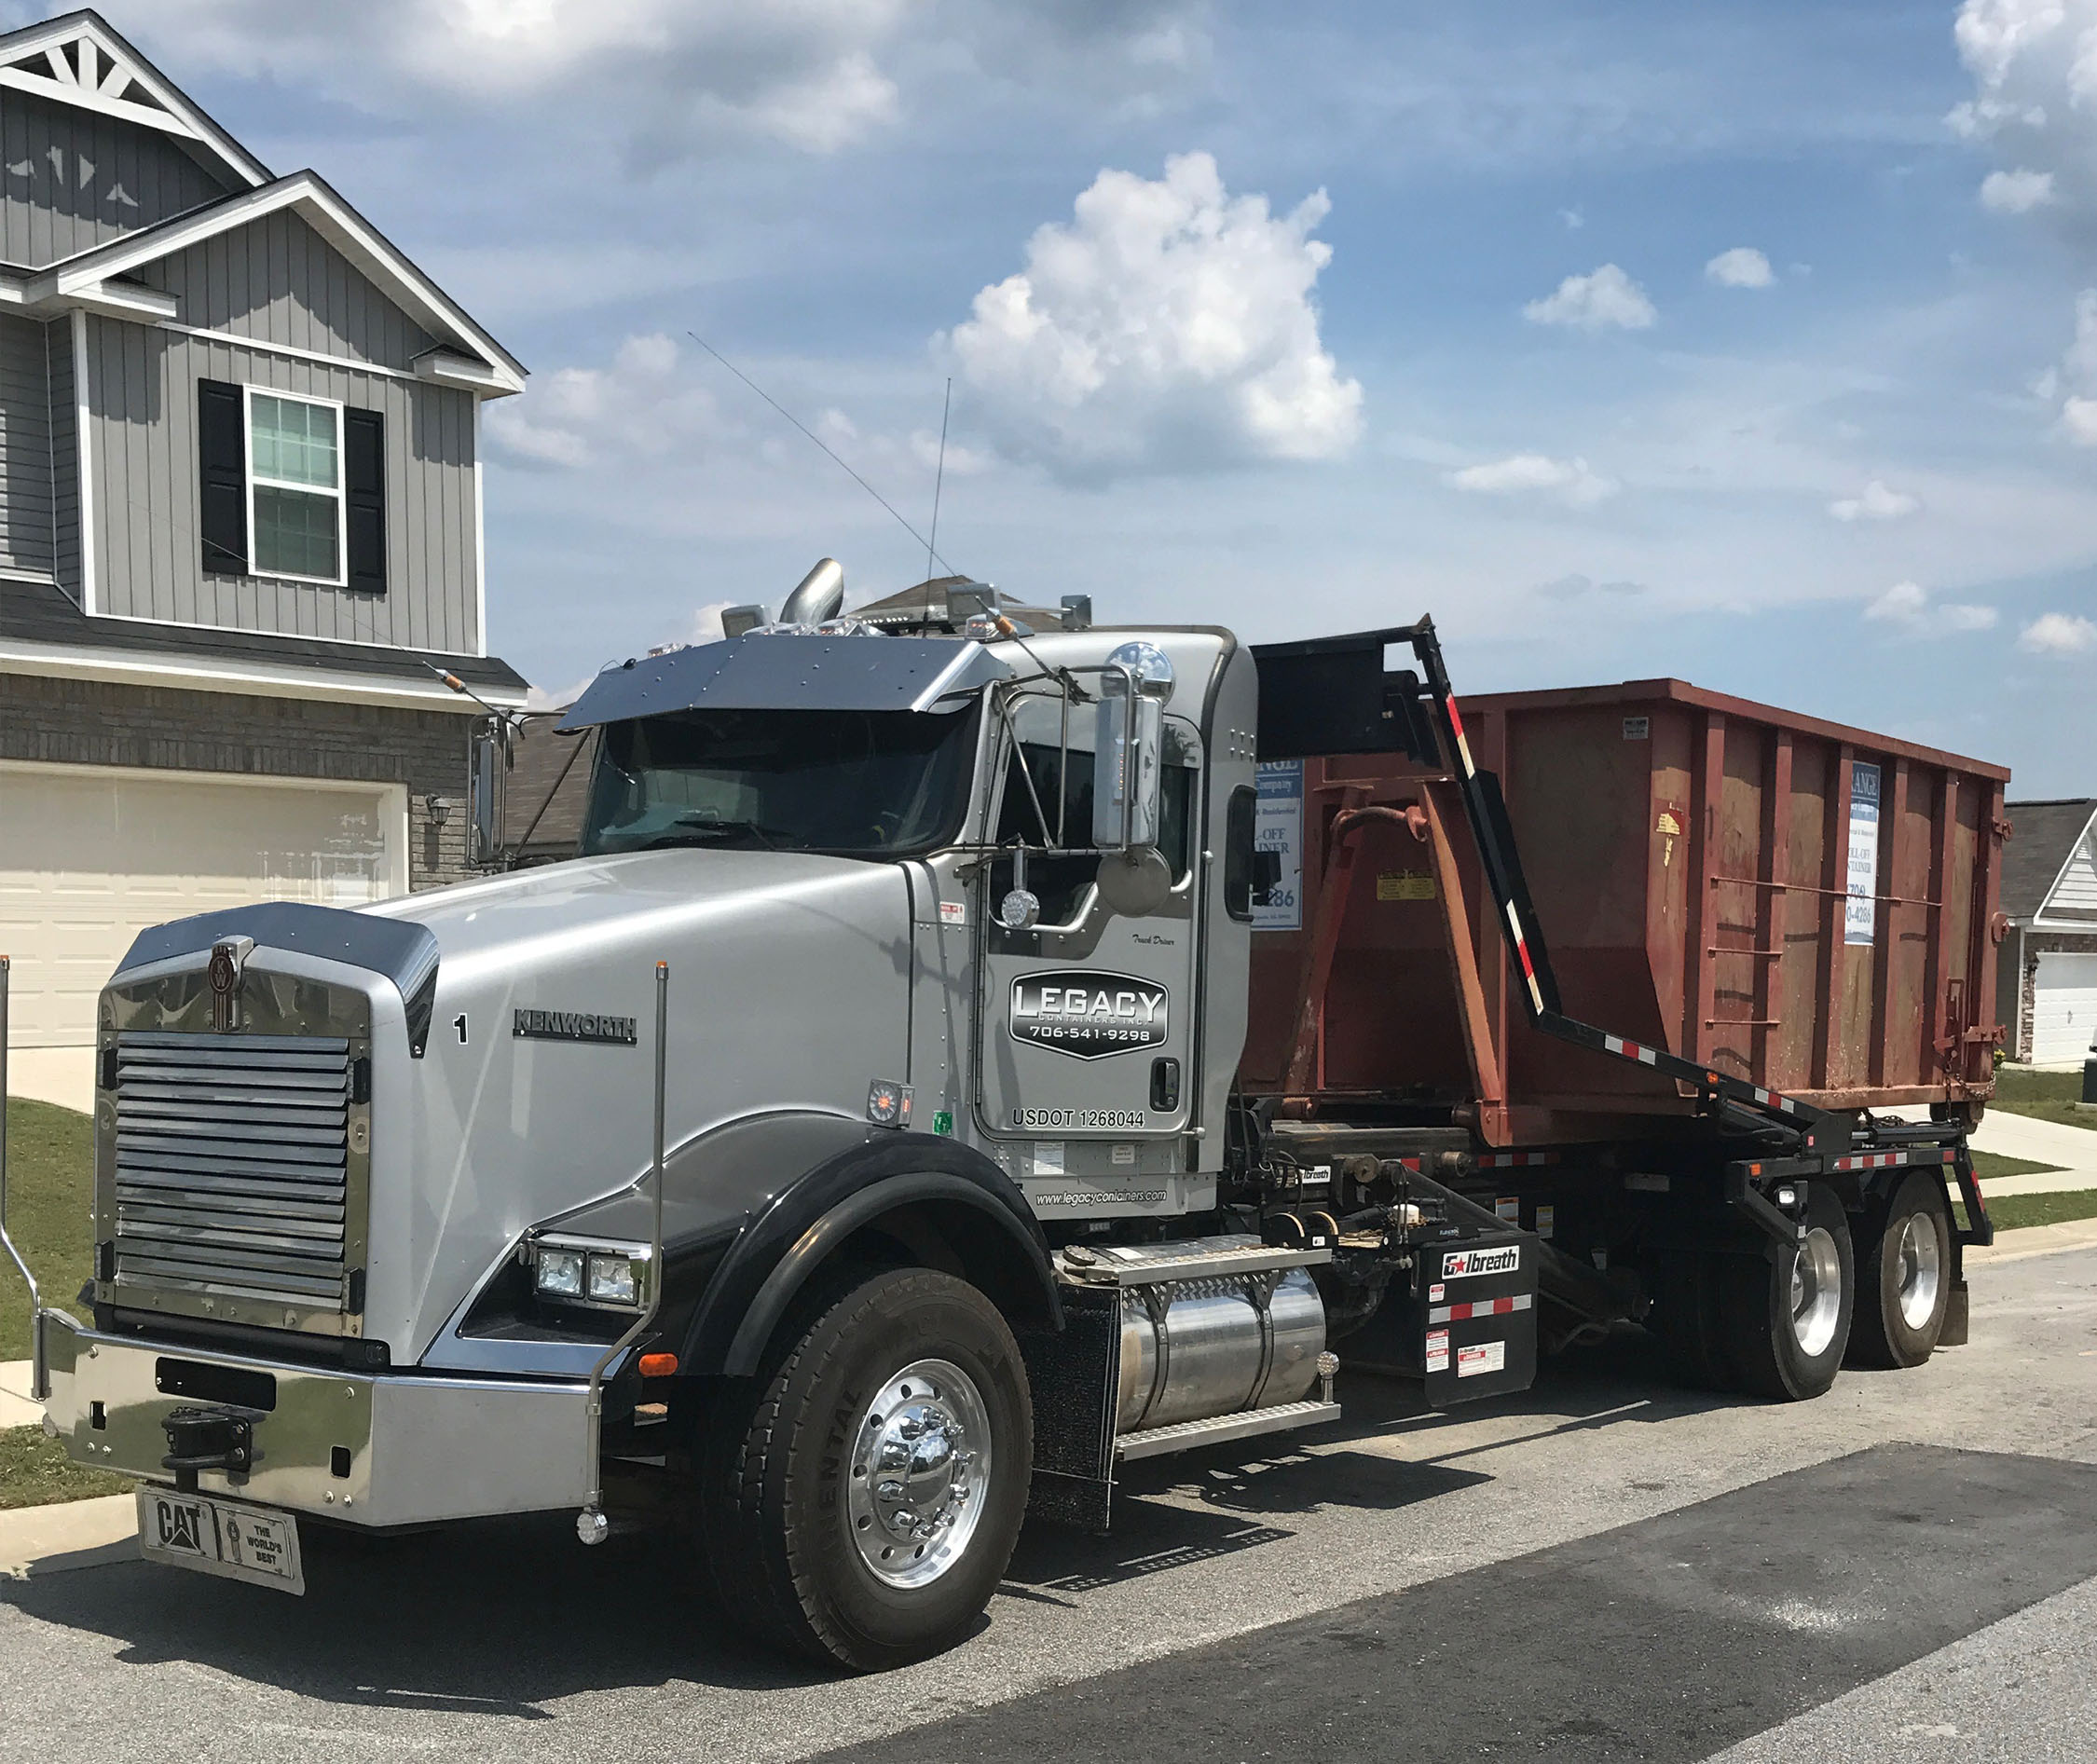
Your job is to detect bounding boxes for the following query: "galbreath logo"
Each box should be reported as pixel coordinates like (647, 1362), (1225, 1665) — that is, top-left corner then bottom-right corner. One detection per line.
(513, 1008), (637, 1046)
(1009, 969), (1169, 1060)
(1443, 1245), (1521, 1279)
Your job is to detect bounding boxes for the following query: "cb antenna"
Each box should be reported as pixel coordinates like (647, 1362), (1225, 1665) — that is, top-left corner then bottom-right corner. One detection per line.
(927, 376), (951, 589)
(686, 330), (959, 579)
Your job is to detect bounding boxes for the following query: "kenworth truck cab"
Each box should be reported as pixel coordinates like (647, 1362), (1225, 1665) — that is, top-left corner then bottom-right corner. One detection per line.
(6, 576), (1988, 1671)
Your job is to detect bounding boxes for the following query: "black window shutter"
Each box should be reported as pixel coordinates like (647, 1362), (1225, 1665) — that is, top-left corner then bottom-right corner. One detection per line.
(197, 378), (247, 575)
(344, 406), (386, 595)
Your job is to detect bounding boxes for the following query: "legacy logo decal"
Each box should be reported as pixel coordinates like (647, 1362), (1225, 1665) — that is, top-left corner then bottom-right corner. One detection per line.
(1010, 970), (1169, 1060)
(514, 1008), (637, 1046)
(1443, 1246), (1521, 1279)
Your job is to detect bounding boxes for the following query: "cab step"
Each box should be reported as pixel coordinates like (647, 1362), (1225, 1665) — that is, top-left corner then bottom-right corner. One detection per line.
(1115, 1398), (1343, 1462)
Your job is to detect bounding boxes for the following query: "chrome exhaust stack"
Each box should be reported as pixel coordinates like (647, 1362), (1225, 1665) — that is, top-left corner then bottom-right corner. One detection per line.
(0, 955), (56, 1402)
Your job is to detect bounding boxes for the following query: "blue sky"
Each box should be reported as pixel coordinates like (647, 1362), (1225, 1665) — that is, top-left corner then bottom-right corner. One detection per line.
(38, 0), (2097, 792)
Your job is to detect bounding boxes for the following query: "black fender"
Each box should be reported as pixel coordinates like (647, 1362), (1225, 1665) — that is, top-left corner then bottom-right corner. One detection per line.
(682, 1132), (1062, 1376)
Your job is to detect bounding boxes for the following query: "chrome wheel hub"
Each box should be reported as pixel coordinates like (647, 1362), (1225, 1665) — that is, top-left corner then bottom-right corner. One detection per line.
(1788, 1225), (1843, 1359)
(846, 1358), (992, 1590)
(1893, 1211), (1942, 1332)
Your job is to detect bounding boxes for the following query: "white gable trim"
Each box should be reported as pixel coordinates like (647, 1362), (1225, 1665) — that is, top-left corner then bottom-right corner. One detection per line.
(0, 11), (270, 188)
(25, 172), (526, 395)
(0, 638), (526, 714)
(2031, 803), (2097, 929)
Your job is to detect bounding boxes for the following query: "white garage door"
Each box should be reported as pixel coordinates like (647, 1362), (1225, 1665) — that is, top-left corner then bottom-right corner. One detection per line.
(2032, 950), (2097, 1064)
(0, 760), (407, 1060)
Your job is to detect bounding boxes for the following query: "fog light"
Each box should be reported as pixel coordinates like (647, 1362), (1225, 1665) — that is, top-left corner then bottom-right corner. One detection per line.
(587, 1253), (638, 1306)
(1775, 1184), (1799, 1210)
(536, 1247), (583, 1298)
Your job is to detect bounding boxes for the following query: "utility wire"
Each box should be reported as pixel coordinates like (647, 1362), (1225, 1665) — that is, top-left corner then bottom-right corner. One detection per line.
(686, 330), (960, 582)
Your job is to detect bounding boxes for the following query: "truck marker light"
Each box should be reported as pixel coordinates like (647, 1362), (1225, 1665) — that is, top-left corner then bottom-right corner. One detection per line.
(867, 1080), (913, 1128)
(638, 1353), (678, 1379)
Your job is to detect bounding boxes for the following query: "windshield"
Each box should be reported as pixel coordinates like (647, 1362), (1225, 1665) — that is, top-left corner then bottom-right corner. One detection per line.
(582, 704), (980, 858)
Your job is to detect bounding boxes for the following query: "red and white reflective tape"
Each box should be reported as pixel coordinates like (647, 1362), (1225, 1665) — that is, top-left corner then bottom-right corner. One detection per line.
(1428, 1293), (1535, 1326)
(1446, 694), (1475, 777)
(1503, 902), (1546, 1014)
(1603, 1033), (1661, 1067)
(1832, 1148), (1958, 1171)
(1392, 1155), (1422, 1172)
(1748, 1083), (1802, 1115)
(1477, 1150), (1559, 1169)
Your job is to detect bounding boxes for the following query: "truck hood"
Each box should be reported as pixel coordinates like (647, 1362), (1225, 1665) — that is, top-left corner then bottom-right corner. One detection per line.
(359, 850), (919, 1363)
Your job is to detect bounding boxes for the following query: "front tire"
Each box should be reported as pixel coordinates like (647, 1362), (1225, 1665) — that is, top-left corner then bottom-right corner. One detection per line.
(1722, 1184), (1854, 1402)
(698, 1268), (1033, 1672)
(1847, 1170), (1952, 1369)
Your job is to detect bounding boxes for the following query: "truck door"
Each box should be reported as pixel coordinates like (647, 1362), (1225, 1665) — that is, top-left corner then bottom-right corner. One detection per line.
(973, 694), (1203, 1210)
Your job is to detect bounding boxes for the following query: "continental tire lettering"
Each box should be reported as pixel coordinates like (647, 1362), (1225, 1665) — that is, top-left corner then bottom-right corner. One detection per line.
(513, 1008), (638, 1046)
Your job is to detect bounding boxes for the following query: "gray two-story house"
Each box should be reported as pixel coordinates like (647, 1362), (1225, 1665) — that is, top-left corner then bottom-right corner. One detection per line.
(0, 10), (528, 1110)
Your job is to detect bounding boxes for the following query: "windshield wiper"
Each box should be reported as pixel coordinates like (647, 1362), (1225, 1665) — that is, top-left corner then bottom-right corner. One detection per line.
(634, 814), (786, 852)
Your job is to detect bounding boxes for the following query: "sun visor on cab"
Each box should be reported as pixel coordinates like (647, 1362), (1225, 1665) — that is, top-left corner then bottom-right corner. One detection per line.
(555, 634), (1014, 732)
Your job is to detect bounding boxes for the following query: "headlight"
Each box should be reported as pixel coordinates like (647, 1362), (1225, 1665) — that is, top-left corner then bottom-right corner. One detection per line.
(535, 1247), (584, 1298)
(586, 1253), (638, 1306)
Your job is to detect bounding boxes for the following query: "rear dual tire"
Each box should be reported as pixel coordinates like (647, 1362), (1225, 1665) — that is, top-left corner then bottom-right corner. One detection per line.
(1652, 1186), (1856, 1402)
(1846, 1170), (1953, 1370)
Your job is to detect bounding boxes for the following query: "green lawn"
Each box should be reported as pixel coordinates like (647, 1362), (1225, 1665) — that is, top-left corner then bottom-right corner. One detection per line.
(1990, 1065), (2097, 1130)
(1, 1097), (95, 1362)
(0, 1425), (129, 1511)
(1970, 1151), (2063, 1183)
(1987, 1187), (2097, 1233)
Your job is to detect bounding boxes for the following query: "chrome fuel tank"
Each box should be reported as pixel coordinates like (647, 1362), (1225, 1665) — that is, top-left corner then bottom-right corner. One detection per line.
(1109, 1239), (1326, 1431)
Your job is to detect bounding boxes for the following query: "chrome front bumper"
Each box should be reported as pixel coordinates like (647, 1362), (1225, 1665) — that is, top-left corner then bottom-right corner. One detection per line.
(43, 1315), (594, 1527)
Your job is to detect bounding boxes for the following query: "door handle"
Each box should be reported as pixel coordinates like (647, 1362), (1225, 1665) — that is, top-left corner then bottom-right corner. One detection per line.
(1150, 1057), (1181, 1112)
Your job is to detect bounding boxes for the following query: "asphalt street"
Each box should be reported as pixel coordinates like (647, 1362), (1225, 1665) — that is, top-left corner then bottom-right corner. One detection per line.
(2, 1238), (2092, 1764)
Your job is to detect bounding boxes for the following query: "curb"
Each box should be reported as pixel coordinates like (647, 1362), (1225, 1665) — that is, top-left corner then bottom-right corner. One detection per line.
(1967, 1214), (2097, 1268)
(0, 1492), (137, 1581)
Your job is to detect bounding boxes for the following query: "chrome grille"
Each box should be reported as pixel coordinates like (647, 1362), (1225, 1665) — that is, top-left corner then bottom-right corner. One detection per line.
(113, 1032), (352, 1307)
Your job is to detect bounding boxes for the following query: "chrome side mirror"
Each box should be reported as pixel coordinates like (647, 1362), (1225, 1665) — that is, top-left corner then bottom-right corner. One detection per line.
(1091, 642), (1173, 853)
(468, 718), (506, 868)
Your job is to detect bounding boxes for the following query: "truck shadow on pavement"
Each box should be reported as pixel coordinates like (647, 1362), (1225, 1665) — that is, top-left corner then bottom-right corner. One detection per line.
(1002, 1320), (1742, 1595)
(0, 1324), (1745, 1710)
(1, 1510), (833, 1714)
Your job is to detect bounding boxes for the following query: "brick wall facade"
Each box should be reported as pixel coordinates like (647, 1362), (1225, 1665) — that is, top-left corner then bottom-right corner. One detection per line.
(0, 670), (477, 890)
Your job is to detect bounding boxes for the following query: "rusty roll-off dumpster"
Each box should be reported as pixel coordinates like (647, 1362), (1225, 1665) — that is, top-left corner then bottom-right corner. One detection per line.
(1240, 678), (2011, 1146)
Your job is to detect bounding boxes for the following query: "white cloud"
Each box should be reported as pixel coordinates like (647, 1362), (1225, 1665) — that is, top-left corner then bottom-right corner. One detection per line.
(2020, 609), (2097, 652)
(1829, 479), (1922, 522)
(1980, 167), (2057, 211)
(1446, 453), (1620, 508)
(1706, 247), (1775, 289)
(1523, 264), (1656, 331)
(1864, 580), (1999, 635)
(1559, 206), (1585, 230)
(130, 1), (1207, 159)
(943, 151), (1363, 480)
(487, 333), (718, 469)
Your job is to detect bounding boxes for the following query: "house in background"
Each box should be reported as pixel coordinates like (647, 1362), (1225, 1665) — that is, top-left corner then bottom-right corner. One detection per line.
(0, 10), (528, 1110)
(1994, 798), (2097, 1065)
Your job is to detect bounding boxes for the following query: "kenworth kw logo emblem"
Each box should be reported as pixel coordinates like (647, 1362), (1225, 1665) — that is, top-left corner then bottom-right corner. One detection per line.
(514, 1009), (637, 1046)
(1009, 970), (1169, 1060)
(1443, 1246), (1521, 1279)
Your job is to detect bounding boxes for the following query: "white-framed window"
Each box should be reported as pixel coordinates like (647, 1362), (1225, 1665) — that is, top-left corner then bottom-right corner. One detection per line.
(245, 386), (345, 585)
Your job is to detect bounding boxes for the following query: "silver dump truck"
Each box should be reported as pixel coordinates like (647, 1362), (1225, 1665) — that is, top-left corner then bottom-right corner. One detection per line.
(2, 568), (1990, 1671)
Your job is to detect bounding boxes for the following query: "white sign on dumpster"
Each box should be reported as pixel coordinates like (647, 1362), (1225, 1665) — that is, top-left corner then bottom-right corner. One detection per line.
(1845, 760), (1881, 947)
(1253, 760), (1303, 931)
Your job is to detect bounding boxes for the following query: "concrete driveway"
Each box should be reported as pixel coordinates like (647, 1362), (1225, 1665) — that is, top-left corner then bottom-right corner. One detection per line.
(3, 1226), (2093, 1764)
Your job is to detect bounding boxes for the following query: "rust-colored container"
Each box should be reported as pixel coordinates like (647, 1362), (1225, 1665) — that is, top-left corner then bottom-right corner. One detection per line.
(1240, 678), (2010, 1145)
